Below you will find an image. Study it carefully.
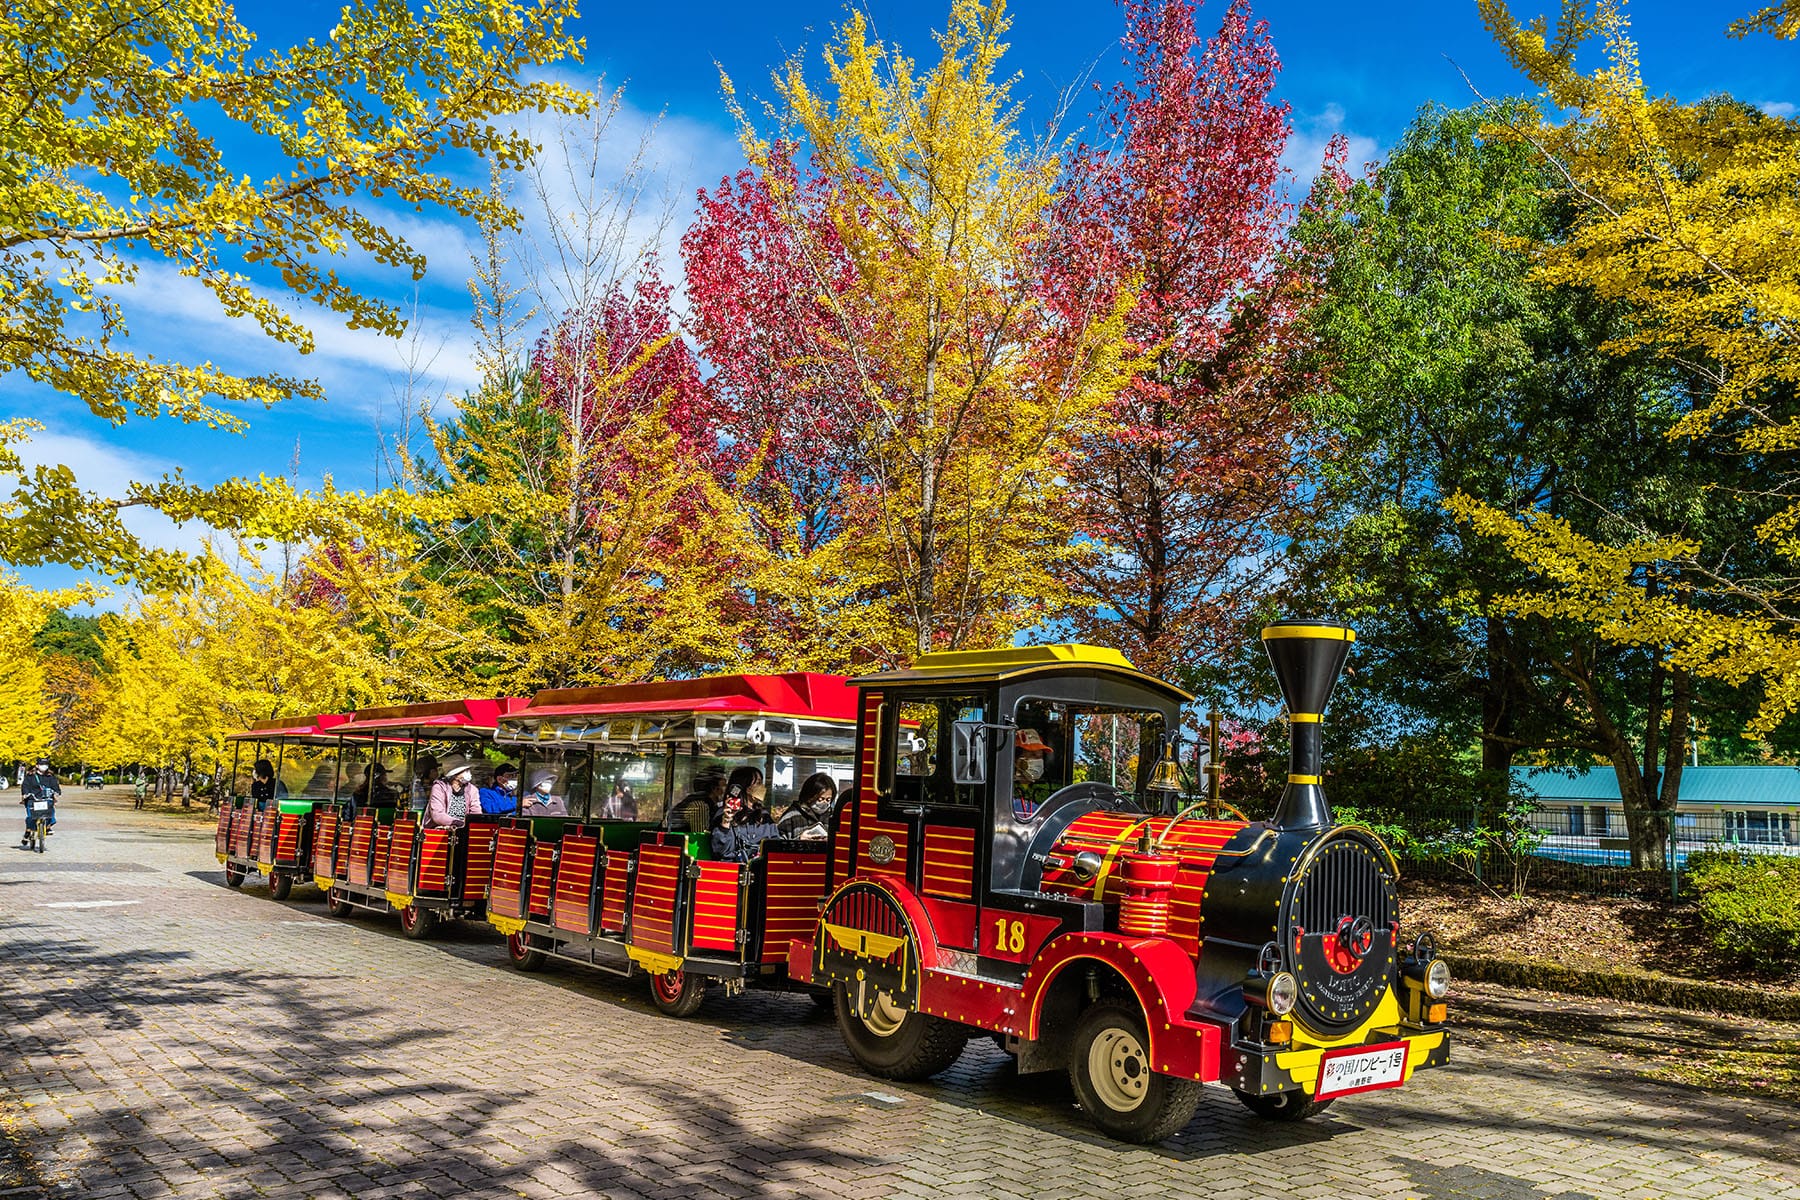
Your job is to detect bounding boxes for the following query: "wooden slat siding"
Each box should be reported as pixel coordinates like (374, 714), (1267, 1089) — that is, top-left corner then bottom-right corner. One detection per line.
(527, 844), (556, 917)
(230, 806), (254, 859)
(690, 861), (741, 953)
(489, 827), (529, 920)
(416, 828), (453, 895)
(274, 814), (304, 866)
(760, 851), (828, 964)
(553, 834), (600, 935)
(921, 825), (975, 900)
(837, 690), (881, 887)
(628, 843), (685, 956)
(852, 691), (912, 880)
(387, 822), (417, 896)
(333, 816), (351, 880)
(214, 805), (231, 857)
(599, 850), (630, 932)
(313, 810), (338, 879)
(460, 827), (493, 904)
(347, 816), (376, 886)
(372, 824), (391, 885)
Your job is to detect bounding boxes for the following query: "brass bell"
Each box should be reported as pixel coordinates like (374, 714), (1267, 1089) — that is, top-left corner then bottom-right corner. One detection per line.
(1147, 741), (1183, 795)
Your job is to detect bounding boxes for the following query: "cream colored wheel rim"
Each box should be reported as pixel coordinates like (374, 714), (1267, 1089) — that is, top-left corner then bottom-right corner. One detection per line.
(861, 992), (908, 1038)
(1089, 1026), (1150, 1113)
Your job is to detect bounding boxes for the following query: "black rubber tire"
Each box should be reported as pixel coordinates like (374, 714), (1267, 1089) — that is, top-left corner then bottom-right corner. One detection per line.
(267, 873), (293, 902)
(399, 903), (437, 940)
(506, 931), (546, 972)
(1234, 1088), (1334, 1122)
(834, 983), (968, 1082)
(326, 888), (355, 918)
(649, 970), (707, 1018)
(224, 863), (246, 888)
(1067, 1001), (1203, 1144)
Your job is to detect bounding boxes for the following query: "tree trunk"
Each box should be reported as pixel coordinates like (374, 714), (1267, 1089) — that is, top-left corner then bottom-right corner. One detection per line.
(1479, 615), (1518, 817)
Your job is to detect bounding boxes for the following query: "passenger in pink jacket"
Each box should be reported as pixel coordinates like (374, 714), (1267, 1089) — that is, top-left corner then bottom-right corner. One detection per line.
(425, 756), (480, 829)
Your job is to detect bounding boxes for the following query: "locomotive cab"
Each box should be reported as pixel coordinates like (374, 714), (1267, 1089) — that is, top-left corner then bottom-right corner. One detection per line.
(801, 627), (1452, 1143)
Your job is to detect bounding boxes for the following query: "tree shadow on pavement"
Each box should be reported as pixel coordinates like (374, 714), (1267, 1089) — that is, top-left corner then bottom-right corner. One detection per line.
(0, 915), (896, 1200)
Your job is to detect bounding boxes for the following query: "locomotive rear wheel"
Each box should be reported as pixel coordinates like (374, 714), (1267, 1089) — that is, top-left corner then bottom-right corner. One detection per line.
(834, 984), (968, 1082)
(399, 903), (436, 940)
(506, 931), (546, 972)
(1234, 1088), (1333, 1122)
(1068, 1001), (1202, 1144)
(224, 863), (246, 889)
(649, 969), (707, 1018)
(267, 873), (293, 902)
(326, 888), (355, 918)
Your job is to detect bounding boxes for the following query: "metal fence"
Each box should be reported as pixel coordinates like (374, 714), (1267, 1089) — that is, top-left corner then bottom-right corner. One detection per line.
(1332, 801), (1799, 899)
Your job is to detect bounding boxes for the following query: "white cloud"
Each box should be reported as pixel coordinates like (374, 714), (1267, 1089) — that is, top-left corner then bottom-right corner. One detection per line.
(1282, 103), (1383, 192)
(1757, 100), (1796, 118)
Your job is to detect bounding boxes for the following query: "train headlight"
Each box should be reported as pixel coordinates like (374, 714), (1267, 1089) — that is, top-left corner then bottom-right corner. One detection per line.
(1425, 958), (1451, 1000)
(1245, 970), (1299, 1016)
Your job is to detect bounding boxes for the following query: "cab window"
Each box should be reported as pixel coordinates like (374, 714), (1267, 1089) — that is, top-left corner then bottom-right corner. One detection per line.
(887, 695), (984, 810)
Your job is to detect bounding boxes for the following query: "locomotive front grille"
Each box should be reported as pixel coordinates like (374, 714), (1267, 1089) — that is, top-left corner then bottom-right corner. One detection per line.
(1282, 834), (1399, 1037)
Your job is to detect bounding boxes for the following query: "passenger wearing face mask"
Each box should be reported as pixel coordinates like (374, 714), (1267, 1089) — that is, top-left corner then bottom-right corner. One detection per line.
(478, 764), (520, 816)
(1012, 727), (1053, 821)
(522, 770), (569, 816)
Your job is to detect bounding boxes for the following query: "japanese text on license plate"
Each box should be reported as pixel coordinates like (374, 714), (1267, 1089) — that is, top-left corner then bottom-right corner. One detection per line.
(1314, 1041), (1409, 1100)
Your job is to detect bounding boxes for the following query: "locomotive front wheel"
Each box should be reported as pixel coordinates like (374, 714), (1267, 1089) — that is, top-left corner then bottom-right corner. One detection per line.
(834, 984), (968, 1082)
(267, 873), (293, 902)
(326, 889), (355, 918)
(399, 903), (436, 940)
(1233, 1088), (1333, 1122)
(1068, 1001), (1203, 1144)
(649, 970), (707, 1018)
(224, 863), (246, 888)
(506, 931), (546, 972)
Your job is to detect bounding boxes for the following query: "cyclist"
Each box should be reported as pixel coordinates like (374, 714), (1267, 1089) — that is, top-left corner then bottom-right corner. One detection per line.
(20, 759), (59, 849)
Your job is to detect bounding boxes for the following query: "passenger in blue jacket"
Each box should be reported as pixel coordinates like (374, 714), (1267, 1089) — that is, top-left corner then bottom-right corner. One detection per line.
(710, 766), (780, 862)
(478, 764), (519, 816)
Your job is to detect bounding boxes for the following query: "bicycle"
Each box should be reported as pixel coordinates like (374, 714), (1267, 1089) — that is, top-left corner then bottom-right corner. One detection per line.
(24, 798), (51, 853)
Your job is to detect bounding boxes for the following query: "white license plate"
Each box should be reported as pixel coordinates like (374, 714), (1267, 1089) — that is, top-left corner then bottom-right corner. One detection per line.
(1314, 1041), (1409, 1100)
(27, 801), (51, 815)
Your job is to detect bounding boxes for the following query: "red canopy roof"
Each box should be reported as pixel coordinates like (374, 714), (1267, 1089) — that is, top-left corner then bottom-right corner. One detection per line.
(517, 673), (856, 723)
(335, 697), (528, 735)
(227, 713), (350, 742)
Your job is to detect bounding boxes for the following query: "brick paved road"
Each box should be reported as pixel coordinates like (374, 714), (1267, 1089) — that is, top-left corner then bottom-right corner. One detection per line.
(2, 795), (1797, 1200)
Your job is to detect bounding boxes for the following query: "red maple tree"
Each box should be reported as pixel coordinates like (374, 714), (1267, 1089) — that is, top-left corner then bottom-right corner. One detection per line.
(1051, 0), (1312, 684)
(682, 144), (875, 555)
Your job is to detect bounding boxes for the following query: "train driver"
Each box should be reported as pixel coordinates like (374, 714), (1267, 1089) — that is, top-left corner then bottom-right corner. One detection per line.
(1012, 727), (1054, 821)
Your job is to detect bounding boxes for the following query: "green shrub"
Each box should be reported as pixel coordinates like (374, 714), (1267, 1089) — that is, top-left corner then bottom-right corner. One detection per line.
(1686, 852), (1800, 970)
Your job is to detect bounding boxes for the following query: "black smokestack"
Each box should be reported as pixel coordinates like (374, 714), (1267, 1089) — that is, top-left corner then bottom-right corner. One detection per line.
(1260, 619), (1355, 831)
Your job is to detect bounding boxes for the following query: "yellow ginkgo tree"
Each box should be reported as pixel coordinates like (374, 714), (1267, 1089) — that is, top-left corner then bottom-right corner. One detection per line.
(1457, 2), (1800, 734)
(0, 0), (588, 589)
(721, 0), (1137, 661)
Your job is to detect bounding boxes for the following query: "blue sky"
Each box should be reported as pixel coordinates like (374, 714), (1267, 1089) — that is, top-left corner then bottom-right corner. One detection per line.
(9, 0), (1792, 603)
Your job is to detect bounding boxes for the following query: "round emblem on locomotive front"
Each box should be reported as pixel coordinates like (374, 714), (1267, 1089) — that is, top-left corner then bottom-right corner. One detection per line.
(868, 834), (896, 864)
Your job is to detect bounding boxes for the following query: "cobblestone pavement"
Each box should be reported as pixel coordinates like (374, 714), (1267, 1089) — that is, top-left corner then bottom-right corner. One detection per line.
(2, 795), (1797, 1200)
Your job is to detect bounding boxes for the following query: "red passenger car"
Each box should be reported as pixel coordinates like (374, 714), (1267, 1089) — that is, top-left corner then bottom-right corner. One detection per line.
(488, 672), (857, 1014)
(216, 714), (347, 899)
(317, 697), (525, 935)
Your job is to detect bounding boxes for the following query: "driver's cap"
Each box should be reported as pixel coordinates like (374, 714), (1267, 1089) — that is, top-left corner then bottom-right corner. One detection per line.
(1014, 728), (1050, 753)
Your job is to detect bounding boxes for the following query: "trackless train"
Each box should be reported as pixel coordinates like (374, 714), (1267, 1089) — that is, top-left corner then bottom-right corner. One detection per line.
(213, 621), (1451, 1142)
